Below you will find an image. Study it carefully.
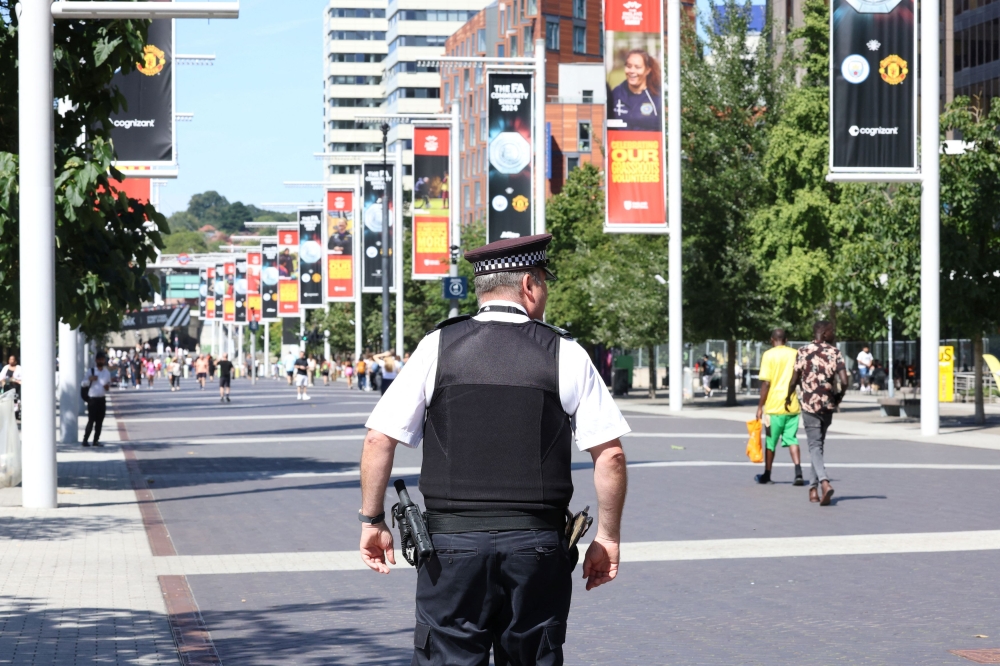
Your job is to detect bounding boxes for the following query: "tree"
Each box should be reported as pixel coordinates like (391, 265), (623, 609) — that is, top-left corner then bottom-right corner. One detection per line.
(682, 0), (784, 403)
(161, 230), (211, 255)
(0, 8), (167, 344)
(166, 191), (295, 234)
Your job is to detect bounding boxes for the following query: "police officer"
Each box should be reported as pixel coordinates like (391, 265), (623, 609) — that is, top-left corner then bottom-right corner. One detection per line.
(358, 233), (630, 665)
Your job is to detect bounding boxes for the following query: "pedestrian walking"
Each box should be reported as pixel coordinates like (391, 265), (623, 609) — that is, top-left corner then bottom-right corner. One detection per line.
(359, 233), (630, 664)
(207, 354), (216, 382)
(0, 355), (22, 403)
(856, 345), (873, 393)
(82, 352), (112, 447)
(195, 354), (209, 390)
(145, 358), (156, 389)
(754, 329), (804, 486)
(169, 357), (182, 391)
(344, 358), (354, 389)
(294, 351), (311, 400)
(217, 353), (233, 403)
(785, 320), (849, 506)
(372, 351), (398, 395)
(284, 351), (296, 386)
(308, 355), (317, 386)
(356, 356), (367, 391)
(701, 354), (715, 398)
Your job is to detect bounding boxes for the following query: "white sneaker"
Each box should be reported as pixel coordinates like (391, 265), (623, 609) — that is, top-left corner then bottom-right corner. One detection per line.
(302, 395), (311, 401)
(296, 394), (302, 400)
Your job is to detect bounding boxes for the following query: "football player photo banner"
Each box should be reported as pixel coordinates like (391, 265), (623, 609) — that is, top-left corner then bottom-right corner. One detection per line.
(246, 250), (262, 322)
(412, 127), (452, 279)
(234, 256), (248, 324)
(362, 163), (396, 293)
(222, 262), (236, 323)
(829, 0), (917, 171)
(198, 267), (208, 319)
(487, 73), (533, 243)
(326, 190), (356, 302)
(603, 0), (668, 232)
(298, 208), (325, 308)
(108, 20), (174, 165)
(277, 228), (300, 317)
(260, 242), (279, 321)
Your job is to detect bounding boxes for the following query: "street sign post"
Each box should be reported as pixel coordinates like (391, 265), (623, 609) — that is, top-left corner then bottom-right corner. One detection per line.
(442, 277), (468, 301)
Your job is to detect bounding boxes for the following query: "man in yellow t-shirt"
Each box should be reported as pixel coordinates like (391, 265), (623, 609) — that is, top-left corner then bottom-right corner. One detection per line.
(754, 329), (803, 486)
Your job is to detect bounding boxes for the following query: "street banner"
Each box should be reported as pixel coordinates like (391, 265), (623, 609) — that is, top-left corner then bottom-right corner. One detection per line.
(277, 228), (300, 316)
(234, 255), (248, 324)
(326, 190), (356, 302)
(108, 19), (175, 166)
(205, 267), (216, 320)
(198, 267), (208, 319)
(260, 242), (279, 321)
(298, 208), (325, 308)
(603, 0), (668, 232)
(939, 345), (954, 402)
(362, 163), (396, 293)
(222, 262), (235, 323)
(213, 262), (225, 317)
(247, 250), (261, 295)
(829, 0), (917, 172)
(487, 72), (533, 243)
(412, 127), (452, 279)
(121, 305), (190, 330)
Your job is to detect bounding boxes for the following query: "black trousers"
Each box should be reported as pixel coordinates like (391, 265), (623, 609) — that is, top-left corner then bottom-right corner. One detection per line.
(83, 397), (106, 443)
(412, 529), (572, 666)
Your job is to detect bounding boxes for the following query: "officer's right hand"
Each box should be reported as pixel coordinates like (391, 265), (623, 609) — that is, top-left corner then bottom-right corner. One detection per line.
(360, 522), (396, 574)
(582, 536), (620, 590)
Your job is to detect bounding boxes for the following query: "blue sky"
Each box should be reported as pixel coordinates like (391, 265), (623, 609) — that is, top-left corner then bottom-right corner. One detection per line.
(160, 0), (325, 215)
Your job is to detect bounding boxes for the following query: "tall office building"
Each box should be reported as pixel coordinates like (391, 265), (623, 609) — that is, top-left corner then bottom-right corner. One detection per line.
(323, 0), (389, 188)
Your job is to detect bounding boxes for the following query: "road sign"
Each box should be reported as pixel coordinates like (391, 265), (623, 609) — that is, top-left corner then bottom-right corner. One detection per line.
(442, 276), (468, 300)
(177, 253), (192, 265)
(249, 321), (259, 333)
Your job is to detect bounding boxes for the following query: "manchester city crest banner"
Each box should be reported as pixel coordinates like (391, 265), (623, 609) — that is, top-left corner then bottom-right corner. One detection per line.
(362, 163), (397, 294)
(603, 0), (668, 233)
(109, 19), (175, 166)
(412, 126), (452, 279)
(487, 73), (533, 243)
(830, 0), (917, 172)
(260, 242), (279, 321)
(326, 190), (357, 302)
(298, 208), (325, 308)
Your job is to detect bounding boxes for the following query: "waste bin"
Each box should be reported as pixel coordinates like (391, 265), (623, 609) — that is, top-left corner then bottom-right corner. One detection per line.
(612, 368), (630, 396)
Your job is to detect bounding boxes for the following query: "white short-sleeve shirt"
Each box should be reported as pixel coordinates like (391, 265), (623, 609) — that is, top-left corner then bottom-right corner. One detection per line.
(365, 300), (631, 451)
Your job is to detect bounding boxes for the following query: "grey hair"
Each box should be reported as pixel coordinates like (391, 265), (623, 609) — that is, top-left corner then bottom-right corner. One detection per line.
(474, 270), (543, 303)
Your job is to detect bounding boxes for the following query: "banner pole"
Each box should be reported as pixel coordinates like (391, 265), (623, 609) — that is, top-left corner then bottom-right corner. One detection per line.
(395, 144), (404, 356)
(919, 0), (940, 435)
(58, 323), (79, 444)
(534, 37), (546, 235)
(264, 323), (270, 379)
(251, 328), (256, 385)
(449, 103), (461, 319)
(354, 174), (363, 363)
(667, 0), (683, 412)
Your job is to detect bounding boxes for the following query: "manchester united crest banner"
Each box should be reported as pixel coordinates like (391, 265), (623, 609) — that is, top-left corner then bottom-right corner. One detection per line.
(412, 127), (452, 279)
(603, 0), (668, 233)
(326, 190), (356, 302)
(830, 0), (917, 172)
(487, 73), (533, 243)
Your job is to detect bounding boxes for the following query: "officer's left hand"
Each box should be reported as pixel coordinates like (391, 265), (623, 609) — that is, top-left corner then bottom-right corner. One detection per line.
(360, 522), (396, 573)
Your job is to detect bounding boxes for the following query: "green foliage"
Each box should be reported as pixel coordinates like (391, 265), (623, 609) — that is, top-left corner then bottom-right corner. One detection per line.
(0, 8), (168, 344)
(161, 230), (212, 255)
(166, 190), (295, 234)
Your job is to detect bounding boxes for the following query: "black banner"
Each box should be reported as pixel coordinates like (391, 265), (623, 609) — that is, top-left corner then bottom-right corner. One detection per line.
(122, 306), (190, 331)
(213, 262), (225, 316)
(261, 242), (279, 320)
(830, 0), (916, 171)
(109, 20), (174, 164)
(234, 256), (248, 323)
(198, 267), (207, 319)
(487, 72), (533, 242)
(362, 164), (395, 293)
(298, 209), (324, 307)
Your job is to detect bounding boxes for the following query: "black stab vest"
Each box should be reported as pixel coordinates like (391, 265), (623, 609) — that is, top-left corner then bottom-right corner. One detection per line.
(420, 317), (574, 512)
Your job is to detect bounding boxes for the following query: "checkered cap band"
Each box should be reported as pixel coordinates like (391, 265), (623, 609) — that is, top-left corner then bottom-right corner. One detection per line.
(473, 249), (547, 275)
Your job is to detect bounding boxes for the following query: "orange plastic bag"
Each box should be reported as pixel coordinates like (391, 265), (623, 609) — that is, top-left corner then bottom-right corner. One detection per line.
(746, 419), (763, 463)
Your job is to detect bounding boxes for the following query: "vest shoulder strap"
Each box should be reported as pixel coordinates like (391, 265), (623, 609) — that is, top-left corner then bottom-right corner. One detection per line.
(531, 319), (574, 340)
(431, 314), (472, 333)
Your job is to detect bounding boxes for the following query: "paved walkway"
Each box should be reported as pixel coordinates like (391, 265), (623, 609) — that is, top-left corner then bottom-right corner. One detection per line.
(2, 378), (1000, 664)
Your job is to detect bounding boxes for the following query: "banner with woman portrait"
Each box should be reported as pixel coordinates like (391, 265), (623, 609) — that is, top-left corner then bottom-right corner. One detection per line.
(412, 126), (452, 278)
(260, 242), (279, 321)
(604, 0), (668, 232)
(326, 189), (356, 302)
(277, 228), (300, 317)
(222, 262), (235, 322)
(246, 250), (262, 322)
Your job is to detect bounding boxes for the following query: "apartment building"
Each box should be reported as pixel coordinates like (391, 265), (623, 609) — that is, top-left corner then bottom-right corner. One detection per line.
(322, 0), (389, 188)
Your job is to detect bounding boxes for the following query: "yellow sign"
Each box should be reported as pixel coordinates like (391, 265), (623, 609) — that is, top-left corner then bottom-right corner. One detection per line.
(939, 345), (954, 403)
(984, 354), (1000, 394)
(137, 44), (166, 76)
(879, 55), (908, 85)
(511, 195), (530, 213)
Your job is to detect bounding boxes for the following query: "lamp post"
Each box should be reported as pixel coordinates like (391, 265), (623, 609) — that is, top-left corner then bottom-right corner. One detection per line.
(667, 0), (683, 413)
(380, 123), (391, 353)
(880, 273), (895, 398)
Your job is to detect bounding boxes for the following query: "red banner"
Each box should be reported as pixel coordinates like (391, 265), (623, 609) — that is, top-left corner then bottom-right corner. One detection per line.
(606, 130), (666, 224)
(223, 296), (235, 322)
(247, 250), (261, 295)
(277, 228), (300, 316)
(412, 127), (451, 279)
(247, 295), (262, 322)
(222, 262), (235, 322)
(326, 190), (355, 301)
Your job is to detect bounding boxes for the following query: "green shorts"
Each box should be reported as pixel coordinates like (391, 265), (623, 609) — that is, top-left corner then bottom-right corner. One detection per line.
(765, 413), (800, 451)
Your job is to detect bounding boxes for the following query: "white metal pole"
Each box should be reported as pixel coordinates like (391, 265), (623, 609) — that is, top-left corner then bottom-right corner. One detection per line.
(667, 0), (683, 413)
(394, 145), (404, 356)
(920, 0), (940, 435)
(238, 326), (243, 370)
(299, 316), (305, 352)
(449, 103), (461, 319)
(534, 38), (546, 235)
(354, 175), (363, 363)
(227, 323), (234, 358)
(264, 323), (270, 378)
(58, 323), (79, 444)
(251, 329), (256, 385)
(888, 315), (895, 398)
(19, 0), (57, 509)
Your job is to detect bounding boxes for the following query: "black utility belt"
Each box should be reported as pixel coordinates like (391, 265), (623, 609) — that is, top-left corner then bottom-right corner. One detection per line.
(425, 509), (566, 534)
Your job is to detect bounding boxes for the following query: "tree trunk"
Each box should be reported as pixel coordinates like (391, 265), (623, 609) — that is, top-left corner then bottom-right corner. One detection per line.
(647, 344), (657, 399)
(726, 338), (737, 406)
(974, 332), (985, 425)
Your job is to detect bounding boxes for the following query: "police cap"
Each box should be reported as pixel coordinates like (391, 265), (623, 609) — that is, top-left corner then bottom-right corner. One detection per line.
(464, 233), (556, 281)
